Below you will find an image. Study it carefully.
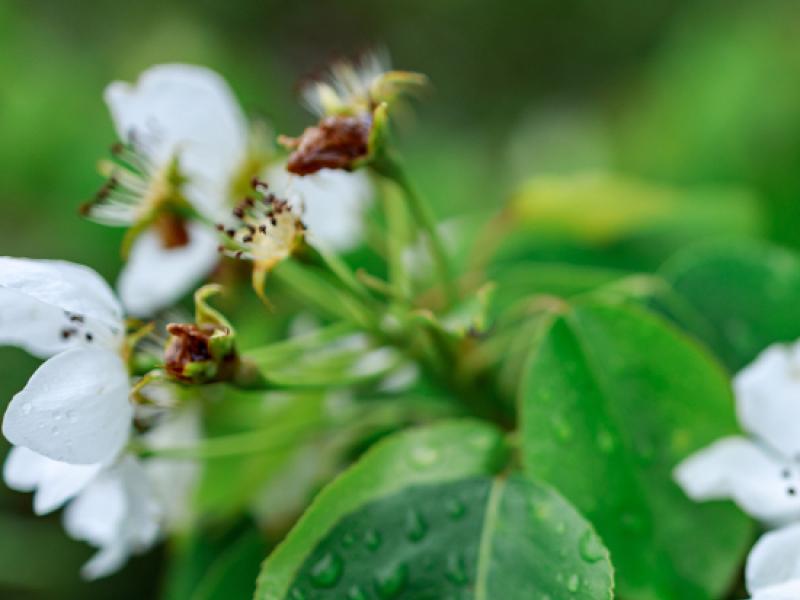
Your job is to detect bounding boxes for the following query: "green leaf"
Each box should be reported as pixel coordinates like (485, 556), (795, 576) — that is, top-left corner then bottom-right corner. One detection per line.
(662, 240), (800, 371)
(255, 420), (613, 600)
(508, 173), (761, 244)
(520, 301), (753, 599)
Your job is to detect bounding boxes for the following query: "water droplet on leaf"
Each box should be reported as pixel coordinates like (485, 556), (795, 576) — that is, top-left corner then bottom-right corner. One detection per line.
(445, 553), (468, 585)
(405, 509), (427, 542)
(445, 498), (466, 520)
(364, 528), (382, 551)
(374, 562), (408, 598)
(567, 574), (580, 592)
(578, 529), (605, 563)
(309, 551), (343, 588)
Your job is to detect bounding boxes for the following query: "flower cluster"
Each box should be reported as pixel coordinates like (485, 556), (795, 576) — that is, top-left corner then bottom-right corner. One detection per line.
(1, 55), (420, 580)
(0, 258), (199, 578)
(675, 342), (800, 598)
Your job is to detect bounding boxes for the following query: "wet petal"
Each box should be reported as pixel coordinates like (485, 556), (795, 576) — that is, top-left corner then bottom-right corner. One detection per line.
(268, 165), (373, 251)
(104, 64), (247, 219)
(0, 258), (124, 357)
(117, 222), (219, 317)
(735, 342), (800, 458)
(3, 446), (102, 515)
(747, 524), (800, 595)
(3, 348), (132, 465)
(673, 436), (800, 526)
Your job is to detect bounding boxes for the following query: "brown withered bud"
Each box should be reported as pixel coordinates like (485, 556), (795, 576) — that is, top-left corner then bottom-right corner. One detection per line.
(164, 323), (235, 384)
(153, 212), (190, 249)
(279, 114), (371, 176)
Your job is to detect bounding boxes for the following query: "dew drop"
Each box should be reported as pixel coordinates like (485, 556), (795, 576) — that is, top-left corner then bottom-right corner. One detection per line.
(445, 498), (466, 520)
(21, 402), (32, 415)
(374, 562), (408, 599)
(309, 551), (343, 588)
(445, 553), (468, 586)
(405, 509), (427, 542)
(347, 585), (368, 600)
(567, 573), (580, 592)
(364, 528), (382, 551)
(578, 529), (605, 563)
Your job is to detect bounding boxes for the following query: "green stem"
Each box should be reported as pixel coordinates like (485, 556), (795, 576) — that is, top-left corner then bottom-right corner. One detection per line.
(374, 158), (458, 305)
(380, 177), (413, 302)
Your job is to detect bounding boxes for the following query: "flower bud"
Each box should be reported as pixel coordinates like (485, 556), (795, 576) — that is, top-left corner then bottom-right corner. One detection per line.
(164, 322), (235, 384)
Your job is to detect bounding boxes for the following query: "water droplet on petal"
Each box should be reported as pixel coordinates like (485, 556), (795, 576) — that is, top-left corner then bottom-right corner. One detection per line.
(578, 529), (605, 563)
(374, 562), (408, 598)
(405, 509), (427, 542)
(21, 402), (32, 415)
(309, 551), (343, 588)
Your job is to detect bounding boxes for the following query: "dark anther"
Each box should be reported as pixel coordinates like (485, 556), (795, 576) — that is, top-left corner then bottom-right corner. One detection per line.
(226, 229), (235, 238)
(270, 218), (277, 226)
(235, 251), (243, 259)
(85, 332), (93, 342)
(215, 223), (224, 231)
(69, 314), (85, 323)
(233, 207), (245, 219)
(789, 487), (797, 496)
(258, 224), (267, 233)
(60, 328), (77, 339)
(242, 235), (253, 243)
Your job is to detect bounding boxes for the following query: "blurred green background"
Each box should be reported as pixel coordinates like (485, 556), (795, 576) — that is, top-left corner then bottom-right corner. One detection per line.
(1, 0), (799, 597)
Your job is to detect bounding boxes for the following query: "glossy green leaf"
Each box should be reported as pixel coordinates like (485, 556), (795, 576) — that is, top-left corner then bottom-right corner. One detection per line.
(520, 301), (753, 599)
(255, 420), (613, 600)
(662, 241), (800, 371)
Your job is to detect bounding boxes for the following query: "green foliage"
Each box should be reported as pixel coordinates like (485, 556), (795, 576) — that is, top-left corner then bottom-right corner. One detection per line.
(256, 421), (613, 599)
(662, 241), (800, 372)
(519, 301), (753, 599)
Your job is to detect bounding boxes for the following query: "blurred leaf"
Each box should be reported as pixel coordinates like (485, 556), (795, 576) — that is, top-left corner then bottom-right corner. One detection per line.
(508, 172), (761, 244)
(662, 240), (800, 372)
(255, 420), (613, 600)
(520, 301), (753, 599)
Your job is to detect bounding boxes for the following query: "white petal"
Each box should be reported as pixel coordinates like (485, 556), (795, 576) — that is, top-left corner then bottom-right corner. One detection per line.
(65, 456), (162, 579)
(81, 541), (129, 580)
(117, 222), (220, 316)
(673, 436), (800, 526)
(3, 348), (132, 464)
(735, 342), (800, 458)
(104, 64), (247, 219)
(747, 524), (800, 595)
(5, 446), (103, 515)
(268, 165), (373, 251)
(142, 407), (201, 530)
(751, 580), (800, 600)
(0, 258), (124, 357)
(63, 469), (127, 547)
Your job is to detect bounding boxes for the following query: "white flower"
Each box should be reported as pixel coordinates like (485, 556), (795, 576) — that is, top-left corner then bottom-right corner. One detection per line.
(90, 64), (260, 316)
(3, 446), (102, 515)
(141, 406), (202, 530)
(674, 342), (800, 526)
(267, 164), (373, 252)
(0, 257), (132, 465)
(745, 523), (800, 599)
(63, 456), (161, 580)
